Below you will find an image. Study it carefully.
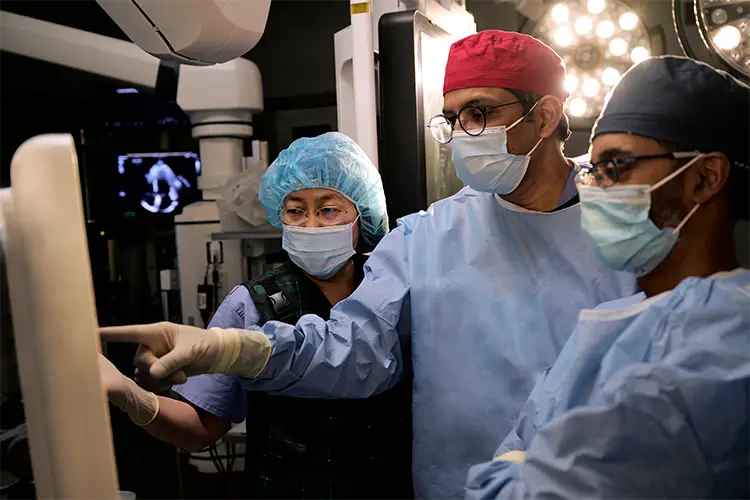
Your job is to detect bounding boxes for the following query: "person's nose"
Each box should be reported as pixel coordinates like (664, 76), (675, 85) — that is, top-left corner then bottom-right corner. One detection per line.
(302, 214), (323, 228)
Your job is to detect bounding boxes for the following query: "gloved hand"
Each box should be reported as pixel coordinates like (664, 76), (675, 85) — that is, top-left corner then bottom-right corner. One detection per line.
(100, 322), (272, 385)
(97, 354), (160, 426)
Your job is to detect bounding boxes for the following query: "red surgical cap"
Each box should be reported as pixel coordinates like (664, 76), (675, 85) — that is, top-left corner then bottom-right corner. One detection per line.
(443, 30), (569, 103)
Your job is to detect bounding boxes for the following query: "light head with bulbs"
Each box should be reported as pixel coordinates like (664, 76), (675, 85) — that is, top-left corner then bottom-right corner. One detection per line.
(696, 0), (750, 79)
(532, 0), (653, 125)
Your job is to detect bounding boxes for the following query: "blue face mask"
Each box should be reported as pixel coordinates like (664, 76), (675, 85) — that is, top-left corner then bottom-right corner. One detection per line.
(282, 221), (357, 279)
(451, 104), (543, 194)
(577, 154), (703, 277)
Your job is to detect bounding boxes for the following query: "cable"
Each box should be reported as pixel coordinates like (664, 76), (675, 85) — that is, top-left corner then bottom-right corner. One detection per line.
(208, 445), (225, 474)
(227, 442), (236, 473)
(175, 448), (185, 499)
(199, 262), (213, 328)
(211, 259), (220, 317)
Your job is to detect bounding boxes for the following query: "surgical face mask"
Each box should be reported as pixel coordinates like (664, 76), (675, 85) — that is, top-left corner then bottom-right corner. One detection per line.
(282, 220), (357, 280)
(578, 154), (703, 277)
(451, 105), (543, 194)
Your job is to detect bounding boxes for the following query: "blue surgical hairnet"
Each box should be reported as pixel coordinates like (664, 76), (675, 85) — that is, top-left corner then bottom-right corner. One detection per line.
(259, 132), (389, 249)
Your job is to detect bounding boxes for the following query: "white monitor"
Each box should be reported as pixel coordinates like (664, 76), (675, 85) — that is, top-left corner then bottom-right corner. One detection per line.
(0, 134), (119, 499)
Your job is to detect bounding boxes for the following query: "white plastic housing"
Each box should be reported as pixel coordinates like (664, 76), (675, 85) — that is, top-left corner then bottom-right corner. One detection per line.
(0, 11), (160, 90)
(350, 0), (379, 166)
(96, 0), (271, 65)
(177, 58), (263, 115)
(0, 134), (119, 499)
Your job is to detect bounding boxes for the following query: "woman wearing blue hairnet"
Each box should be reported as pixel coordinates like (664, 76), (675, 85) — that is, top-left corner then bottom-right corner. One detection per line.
(98, 132), (413, 499)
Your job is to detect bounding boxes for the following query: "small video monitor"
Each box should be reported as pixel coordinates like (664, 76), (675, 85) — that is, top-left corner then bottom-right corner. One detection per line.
(115, 152), (201, 218)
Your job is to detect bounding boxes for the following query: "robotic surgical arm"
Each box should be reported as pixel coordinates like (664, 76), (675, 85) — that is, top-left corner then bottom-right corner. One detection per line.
(96, 0), (271, 65)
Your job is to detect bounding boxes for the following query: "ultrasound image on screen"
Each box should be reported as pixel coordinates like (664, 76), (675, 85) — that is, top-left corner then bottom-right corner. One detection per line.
(115, 152), (200, 218)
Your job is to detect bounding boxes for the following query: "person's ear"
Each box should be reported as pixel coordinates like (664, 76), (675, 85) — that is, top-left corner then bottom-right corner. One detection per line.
(689, 152), (731, 204)
(535, 95), (562, 140)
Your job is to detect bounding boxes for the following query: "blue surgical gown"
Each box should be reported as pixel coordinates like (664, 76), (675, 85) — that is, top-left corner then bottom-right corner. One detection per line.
(465, 269), (750, 499)
(177, 185), (636, 499)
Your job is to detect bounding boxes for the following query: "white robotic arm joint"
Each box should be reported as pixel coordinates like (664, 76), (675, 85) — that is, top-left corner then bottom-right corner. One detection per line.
(96, 0), (271, 65)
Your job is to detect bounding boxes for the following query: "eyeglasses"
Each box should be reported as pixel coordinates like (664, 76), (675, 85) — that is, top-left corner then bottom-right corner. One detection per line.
(576, 151), (700, 188)
(280, 206), (356, 226)
(427, 101), (521, 144)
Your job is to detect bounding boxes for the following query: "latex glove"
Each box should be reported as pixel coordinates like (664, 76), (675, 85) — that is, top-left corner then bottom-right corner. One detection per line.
(494, 450), (526, 463)
(100, 322), (272, 384)
(97, 354), (159, 426)
(133, 364), (177, 393)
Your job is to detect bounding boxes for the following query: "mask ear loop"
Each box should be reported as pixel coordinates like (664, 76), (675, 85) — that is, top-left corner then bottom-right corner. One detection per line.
(648, 153), (704, 193)
(672, 203), (701, 234)
(526, 137), (544, 157)
(645, 153), (704, 235)
(506, 100), (544, 157)
(506, 100), (540, 132)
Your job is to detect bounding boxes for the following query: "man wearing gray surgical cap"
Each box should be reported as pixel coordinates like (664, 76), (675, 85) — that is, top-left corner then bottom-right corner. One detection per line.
(465, 55), (750, 499)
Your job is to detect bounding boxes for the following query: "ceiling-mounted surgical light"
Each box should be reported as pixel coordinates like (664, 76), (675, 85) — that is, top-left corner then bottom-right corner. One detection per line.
(609, 37), (629, 55)
(674, 0), (749, 81)
(568, 97), (589, 116)
(551, 3), (570, 23)
(531, 0), (655, 124)
(619, 11), (639, 30)
(587, 0), (606, 15)
(630, 46), (650, 63)
(575, 16), (594, 34)
(601, 66), (621, 85)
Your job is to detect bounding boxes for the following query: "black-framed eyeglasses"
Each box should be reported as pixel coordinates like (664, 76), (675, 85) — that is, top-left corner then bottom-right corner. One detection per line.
(576, 151), (700, 188)
(427, 101), (521, 144)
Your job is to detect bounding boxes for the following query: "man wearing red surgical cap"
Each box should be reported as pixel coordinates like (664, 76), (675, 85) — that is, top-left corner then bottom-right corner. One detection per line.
(437, 30), (573, 205)
(101, 31), (637, 499)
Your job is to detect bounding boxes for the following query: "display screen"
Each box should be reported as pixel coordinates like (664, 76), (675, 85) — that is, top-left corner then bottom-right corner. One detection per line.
(114, 152), (201, 218)
(419, 31), (463, 205)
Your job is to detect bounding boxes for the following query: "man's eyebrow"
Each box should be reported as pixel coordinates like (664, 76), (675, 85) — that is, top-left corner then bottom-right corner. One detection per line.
(285, 195), (304, 203)
(442, 96), (504, 115)
(596, 147), (634, 160)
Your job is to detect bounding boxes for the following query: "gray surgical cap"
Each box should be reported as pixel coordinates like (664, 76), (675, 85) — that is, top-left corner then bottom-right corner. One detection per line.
(592, 55), (749, 170)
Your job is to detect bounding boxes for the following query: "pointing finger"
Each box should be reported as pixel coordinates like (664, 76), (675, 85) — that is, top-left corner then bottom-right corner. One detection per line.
(100, 323), (169, 345)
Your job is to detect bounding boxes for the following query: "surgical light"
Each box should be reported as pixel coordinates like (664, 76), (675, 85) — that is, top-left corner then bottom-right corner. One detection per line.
(575, 16), (594, 35)
(596, 20), (616, 38)
(552, 3), (570, 23)
(619, 11), (639, 30)
(630, 46), (650, 63)
(587, 0), (606, 15)
(565, 74), (580, 92)
(711, 8), (729, 25)
(582, 78), (601, 96)
(601, 67), (621, 85)
(532, 0), (654, 123)
(713, 25), (742, 51)
(609, 37), (628, 55)
(554, 27), (575, 46)
(568, 98), (588, 116)
(675, 0), (750, 80)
